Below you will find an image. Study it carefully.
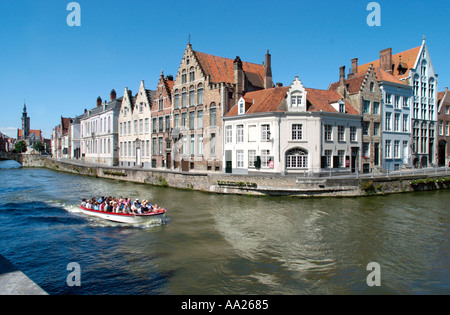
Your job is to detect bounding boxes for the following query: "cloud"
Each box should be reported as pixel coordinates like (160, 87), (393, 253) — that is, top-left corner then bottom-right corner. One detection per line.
(0, 127), (18, 138)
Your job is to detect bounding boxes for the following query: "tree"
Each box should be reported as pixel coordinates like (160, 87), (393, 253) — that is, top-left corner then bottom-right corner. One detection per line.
(33, 141), (45, 153)
(14, 140), (27, 153)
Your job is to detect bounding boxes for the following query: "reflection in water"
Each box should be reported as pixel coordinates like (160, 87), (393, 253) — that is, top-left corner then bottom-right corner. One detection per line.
(0, 166), (448, 294)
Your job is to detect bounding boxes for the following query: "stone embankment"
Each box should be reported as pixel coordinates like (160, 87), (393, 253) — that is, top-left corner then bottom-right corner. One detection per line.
(31, 157), (450, 197)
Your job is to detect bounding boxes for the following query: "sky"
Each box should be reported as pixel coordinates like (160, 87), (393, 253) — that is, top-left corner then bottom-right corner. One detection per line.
(0, 0), (449, 139)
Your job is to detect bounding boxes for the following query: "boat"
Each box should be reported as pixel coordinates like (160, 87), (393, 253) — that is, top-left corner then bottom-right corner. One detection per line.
(79, 206), (166, 224)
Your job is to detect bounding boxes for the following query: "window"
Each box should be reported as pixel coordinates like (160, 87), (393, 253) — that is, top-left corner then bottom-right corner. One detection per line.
(210, 107), (216, 127)
(338, 150), (345, 168)
(158, 99), (163, 111)
(248, 125), (256, 142)
(236, 125), (244, 143)
(145, 118), (149, 133)
(363, 122), (369, 136)
(139, 119), (143, 134)
(429, 79), (435, 99)
(394, 140), (400, 158)
(394, 114), (400, 132)
(189, 67), (195, 82)
(261, 150), (270, 168)
(198, 135), (203, 156)
(152, 118), (157, 133)
(146, 140), (150, 157)
(197, 110), (203, 129)
(159, 137), (163, 155)
(403, 97), (409, 108)
(134, 120), (138, 134)
(190, 135), (195, 156)
(385, 140), (392, 158)
(324, 125), (332, 141)
(174, 114), (180, 128)
(165, 115), (170, 131)
(182, 136), (187, 155)
(421, 60), (427, 76)
(158, 117), (163, 132)
(413, 75), (420, 95)
(386, 94), (392, 104)
(182, 91), (187, 107)
(248, 150), (256, 168)
(338, 126), (345, 142)
(362, 143), (370, 158)
(291, 93), (302, 107)
(394, 96), (400, 109)
(403, 115), (409, 132)
(446, 122), (450, 136)
(286, 148), (308, 169)
(324, 150), (332, 168)
(181, 70), (187, 84)
(210, 133), (216, 155)
(374, 122), (380, 136)
(236, 150), (244, 168)
(363, 100), (371, 114)
(439, 121), (444, 135)
(385, 112), (392, 131)
(225, 125), (232, 144)
(446, 106), (450, 115)
(174, 93), (180, 109)
(350, 126), (357, 142)
(182, 113), (187, 127)
(413, 102), (419, 119)
(292, 124), (303, 140)
(261, 124), (270, 141)
(189, 111), (195, 130)
(197, 85), (204, 105)
(189, 86), (195, 106)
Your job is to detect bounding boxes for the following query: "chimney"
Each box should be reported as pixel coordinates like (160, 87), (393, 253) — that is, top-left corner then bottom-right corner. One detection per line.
(97, 96), (102, 107)
(110, 89), (116, 101)
(380, 48), (393, 73)
(337, 66), (346, 96)
(264, 50), (273, 89)
(234, 56), (244, 103)
(351, 58), (358, 75)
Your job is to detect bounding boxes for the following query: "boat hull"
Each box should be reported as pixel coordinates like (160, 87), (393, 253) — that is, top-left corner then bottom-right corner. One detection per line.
(79, 207), (166, 224)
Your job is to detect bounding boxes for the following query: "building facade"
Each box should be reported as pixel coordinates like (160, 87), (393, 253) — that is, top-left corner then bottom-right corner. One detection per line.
(437, 87), (450, 166)
(118, 82), (155, 168)
(151, 72), (174, 169)
(356, 38), (438, 168)
(329, 65), (383, 173)
(170, 44), (270, 172)
(224, 77), (362, 175)
(80, 91), (122, 166)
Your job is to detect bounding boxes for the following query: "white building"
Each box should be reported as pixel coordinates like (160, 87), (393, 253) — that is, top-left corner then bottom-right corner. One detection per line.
(223, 77), (362, 175)
(80, 90), (122, 166)
(118, 81), (155, 168)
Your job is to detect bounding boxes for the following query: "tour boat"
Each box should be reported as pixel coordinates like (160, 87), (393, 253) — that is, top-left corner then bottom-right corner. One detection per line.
(79, 206), (166, 224)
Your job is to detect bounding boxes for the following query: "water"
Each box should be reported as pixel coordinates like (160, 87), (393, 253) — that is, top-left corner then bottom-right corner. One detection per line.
(0, 160), (449, 294)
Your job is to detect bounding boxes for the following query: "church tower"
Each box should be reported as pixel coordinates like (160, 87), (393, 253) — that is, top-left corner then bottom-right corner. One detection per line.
(21, 103), (30, 139)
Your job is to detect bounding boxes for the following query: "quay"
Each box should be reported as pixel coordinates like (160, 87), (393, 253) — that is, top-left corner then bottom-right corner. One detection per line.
(17, 155), (450, 197)
(0, 255), (47, 295)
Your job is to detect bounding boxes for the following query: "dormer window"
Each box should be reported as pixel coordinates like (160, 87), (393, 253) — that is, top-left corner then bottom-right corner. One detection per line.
(238, 98), (245, 115)
(339, 102), (345, 113)
(291, 92), (302, 107)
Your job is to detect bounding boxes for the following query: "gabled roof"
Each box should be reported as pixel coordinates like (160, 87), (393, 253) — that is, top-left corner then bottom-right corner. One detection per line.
(226, 86), (289, 117)
(193, 51), (265, 87)
(357, 46), (421, 79)
(306, 88), (358, 115)
(226, 85), (358, 117)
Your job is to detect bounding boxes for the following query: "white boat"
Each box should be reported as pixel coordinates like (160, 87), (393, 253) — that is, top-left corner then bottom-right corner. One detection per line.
(79, 206), (166, 224)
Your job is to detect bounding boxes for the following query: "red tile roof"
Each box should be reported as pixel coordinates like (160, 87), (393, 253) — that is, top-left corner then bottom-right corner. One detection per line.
(226, 86), (358, 116)
(306, 88), (358, 115)
(357, 46), (421, 79)
(193, 51), (265, 87)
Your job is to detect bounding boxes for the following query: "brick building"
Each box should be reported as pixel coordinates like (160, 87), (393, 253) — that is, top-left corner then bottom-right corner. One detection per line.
(151, 72), (174, 169)
(437, 87), (450, 166)
(170, 43), (272, 171)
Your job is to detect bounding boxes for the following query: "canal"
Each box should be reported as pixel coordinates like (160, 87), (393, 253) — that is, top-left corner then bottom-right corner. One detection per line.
(0, 160), (448, 294)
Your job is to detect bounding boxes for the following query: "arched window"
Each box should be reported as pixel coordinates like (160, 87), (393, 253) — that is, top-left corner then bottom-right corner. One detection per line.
(286, 148), (308, 169)
(429, 78), (435, 98)
(421, 60), (427, 76)
(197, 83), (204, 105)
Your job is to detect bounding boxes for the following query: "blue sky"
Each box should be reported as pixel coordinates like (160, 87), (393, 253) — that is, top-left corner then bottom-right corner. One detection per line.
(0, 0), (449, 138)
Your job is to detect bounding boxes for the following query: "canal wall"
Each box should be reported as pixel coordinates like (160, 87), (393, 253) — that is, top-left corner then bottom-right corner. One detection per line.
(40, 158), (450, 197)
